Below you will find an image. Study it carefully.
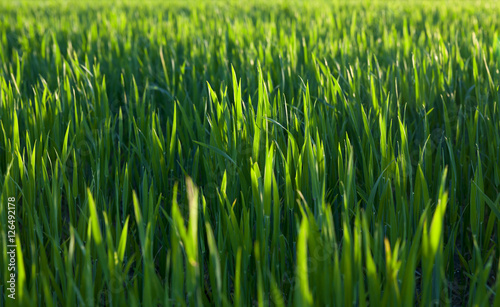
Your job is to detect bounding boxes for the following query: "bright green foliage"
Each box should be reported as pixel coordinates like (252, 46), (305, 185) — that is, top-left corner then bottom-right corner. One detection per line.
(1, 0), (500, 306)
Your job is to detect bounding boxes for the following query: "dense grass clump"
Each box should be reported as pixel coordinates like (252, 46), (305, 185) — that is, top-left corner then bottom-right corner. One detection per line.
(1, 0), (500, 306)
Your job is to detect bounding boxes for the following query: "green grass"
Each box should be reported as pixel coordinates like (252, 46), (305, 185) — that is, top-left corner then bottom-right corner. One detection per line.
(1, 0), (500, 306)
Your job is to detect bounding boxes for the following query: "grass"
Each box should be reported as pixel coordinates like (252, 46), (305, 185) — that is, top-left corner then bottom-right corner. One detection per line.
(1, 0), (500, 306)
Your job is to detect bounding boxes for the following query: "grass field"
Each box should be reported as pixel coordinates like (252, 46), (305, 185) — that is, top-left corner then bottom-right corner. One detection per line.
(1, 0), (500, 306)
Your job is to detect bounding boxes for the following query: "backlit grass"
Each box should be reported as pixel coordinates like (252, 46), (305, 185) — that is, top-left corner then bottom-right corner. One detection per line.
(1, 1), (500, 306)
